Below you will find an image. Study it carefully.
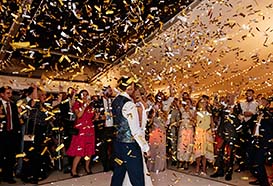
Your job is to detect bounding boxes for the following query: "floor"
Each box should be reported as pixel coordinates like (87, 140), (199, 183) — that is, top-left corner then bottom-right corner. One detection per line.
(1, 161), (272, 186)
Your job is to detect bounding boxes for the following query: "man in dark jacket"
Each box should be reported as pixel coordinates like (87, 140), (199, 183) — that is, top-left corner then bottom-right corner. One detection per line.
(248, 97), (273, 186)
(210, 100), (240, 181)
(0, 86), (21, 184)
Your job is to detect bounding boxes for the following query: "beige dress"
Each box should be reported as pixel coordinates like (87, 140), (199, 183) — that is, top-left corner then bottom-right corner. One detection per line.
(177, 109), (195, 162)
(193, 111), (214, 162)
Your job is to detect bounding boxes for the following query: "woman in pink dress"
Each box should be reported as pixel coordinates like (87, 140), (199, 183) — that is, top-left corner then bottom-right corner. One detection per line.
(147, 101), (167, 173)
(66, 89), (96, 177)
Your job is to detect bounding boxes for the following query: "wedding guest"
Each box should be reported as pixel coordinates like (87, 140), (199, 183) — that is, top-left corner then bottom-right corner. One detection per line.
(235, 89), (258, 172)
(177, 98), (195, 170)
(21, 86), (51, 184)
(15, 86), (33, 177)
(0, 86), (21, 184)
(210, 95), (240, 181)
(167, 98), (181, 166)
(147, 101), (168, 173)
(96, 85), (115, 172)
(193, 97), (214, 175)
(66, 89), (97, 177)
(248, 97), (273, 186)
(59, 87), (77, 173)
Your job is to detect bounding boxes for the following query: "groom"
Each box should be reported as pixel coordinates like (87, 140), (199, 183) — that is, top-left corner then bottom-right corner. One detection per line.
(110, 76), (150, 186)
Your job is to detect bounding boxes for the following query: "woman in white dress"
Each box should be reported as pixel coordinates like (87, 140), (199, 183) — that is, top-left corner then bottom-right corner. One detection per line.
(123, 86), (153, 186)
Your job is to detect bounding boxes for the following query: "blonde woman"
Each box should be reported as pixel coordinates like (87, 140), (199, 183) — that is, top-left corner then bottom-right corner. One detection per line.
(193, 98), (215, 175)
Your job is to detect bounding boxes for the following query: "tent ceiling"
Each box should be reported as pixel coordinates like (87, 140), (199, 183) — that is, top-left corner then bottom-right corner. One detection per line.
(0, 0), (193, 83)
(102, 0), (273, 96)
(1, 0), (273, 97)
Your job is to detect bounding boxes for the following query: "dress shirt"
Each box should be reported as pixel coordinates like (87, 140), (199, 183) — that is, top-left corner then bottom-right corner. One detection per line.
(0, 99), (13, 130)
(240, 101), (258, 122)
(103, 97), (113, 127)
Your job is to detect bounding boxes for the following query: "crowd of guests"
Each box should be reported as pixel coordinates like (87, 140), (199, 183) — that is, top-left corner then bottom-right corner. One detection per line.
(0, 77), (273, 186)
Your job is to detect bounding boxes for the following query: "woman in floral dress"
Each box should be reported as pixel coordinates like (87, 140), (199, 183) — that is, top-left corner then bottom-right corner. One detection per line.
(193, 98), (215, 175)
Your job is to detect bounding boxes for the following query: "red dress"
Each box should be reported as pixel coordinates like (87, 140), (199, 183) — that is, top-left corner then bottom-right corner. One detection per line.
(66, 101), (95, 157)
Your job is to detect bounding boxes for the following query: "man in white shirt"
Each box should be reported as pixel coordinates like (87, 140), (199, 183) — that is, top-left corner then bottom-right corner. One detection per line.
(110, 76), (150, 186)
(235, 89), (258, 173)
(99, 85), (115, 172)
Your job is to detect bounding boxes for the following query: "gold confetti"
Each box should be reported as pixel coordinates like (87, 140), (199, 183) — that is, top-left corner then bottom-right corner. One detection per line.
(58, 0), (64, 6)
(10, 41), (30, 49)
(241, 176), (249, 180)
(114, 158), (124, 165)
(84, 156), (90, 161)
(55, 144), (64, 152)
(41, 147), (48, 155)
(106, 10), (114, 14)
(16, 153), (26, 158)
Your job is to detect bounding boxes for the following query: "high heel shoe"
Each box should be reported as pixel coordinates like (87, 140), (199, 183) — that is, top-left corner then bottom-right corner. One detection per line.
(85, 168), (93, 175)
(184, 162), (189, 170)
(86, 171), (93, 175)
(71, 172), (80, 178)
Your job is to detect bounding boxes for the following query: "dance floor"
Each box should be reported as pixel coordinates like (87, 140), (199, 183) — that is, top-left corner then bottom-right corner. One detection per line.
(1, 162), (272, 186)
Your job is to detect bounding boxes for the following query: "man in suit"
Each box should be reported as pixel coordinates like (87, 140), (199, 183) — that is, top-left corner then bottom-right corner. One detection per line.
(235, 89), (258, 172)
(210, 98), (240, 181)
(110, 76), (150, 186)
(95, 85), (115, 172)
(248, 97), (273, 186)
(0, 86), (21, 184)
(59, 87), (77, 173)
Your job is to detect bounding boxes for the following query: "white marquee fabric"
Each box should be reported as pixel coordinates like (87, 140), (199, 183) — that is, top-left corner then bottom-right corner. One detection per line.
(1, 0), (272, 98)
(96, 0), (273, 97)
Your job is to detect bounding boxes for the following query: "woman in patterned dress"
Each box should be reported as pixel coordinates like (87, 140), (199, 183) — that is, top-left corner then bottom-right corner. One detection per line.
(193, 98), (215, 175)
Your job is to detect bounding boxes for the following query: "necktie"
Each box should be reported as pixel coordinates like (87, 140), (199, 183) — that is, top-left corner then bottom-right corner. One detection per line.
(6, 102), (11, 131)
